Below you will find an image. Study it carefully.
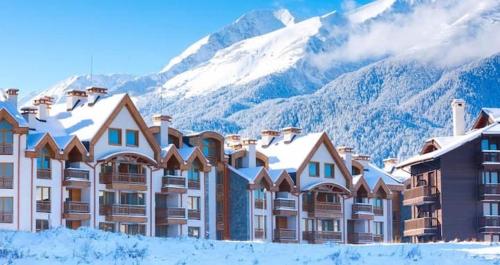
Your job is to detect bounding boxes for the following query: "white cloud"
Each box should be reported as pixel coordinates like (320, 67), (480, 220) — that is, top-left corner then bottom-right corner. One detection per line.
(311, 0), (500, 69)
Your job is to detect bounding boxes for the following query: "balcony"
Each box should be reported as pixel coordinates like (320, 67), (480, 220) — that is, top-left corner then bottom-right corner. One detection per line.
(273, 198), (297, 216)
(0, 143), (13, 155)
(348, 232), (373, 244)
(156, 207), (187, 225)
(274, 229), (297, 243)
(304, 201), (342, 218)
(254, 228), (265, 240)
(373, 234), (383, 242)
(63, 201), (90, 220)
(403, 186), (439, 206)
(161, 175), (186, 193)
(483, 151), (500, 163)
(352, 203), (374, 220)
(188, 209), (201, 220)
(404, 217), (439, 237)
(0, 212), (13, 223)
(63, 168), (90, 188)
(302, 231), (342, 243)
(479, 184), (500, 201)
(100, 172), (146, 191)
(0, 176), (13, 189)
(373, 206), (383, 216)
(37, 169), (51, 180)
(188, 180), (201, 190)
(101, 204), (147, 223)
(36, 201), (51, 213)
(479, 216), (500, 233)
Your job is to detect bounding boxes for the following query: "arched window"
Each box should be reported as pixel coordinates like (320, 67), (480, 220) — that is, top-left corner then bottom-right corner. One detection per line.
(0, 120), (13, 155)
(202, 138), (219, 164)
(37, 147), (51, 170)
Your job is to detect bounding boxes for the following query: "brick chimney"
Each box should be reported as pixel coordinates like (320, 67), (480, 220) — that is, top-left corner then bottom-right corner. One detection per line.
(66, 90), (87, 111)
(33, 96), (53, 121)
(282, 127), (301, 144)
(383, 157), (398, 172)
(86, 87), (107, 105)
(6, 88), (19, 109)
(452, 99), (465, 136)
(225, 134), (242, 150)
(153, 114), (172, 148)
(260, 130), (280, 147)
(241, 138), (257, 168)
(338, 146), (353, 175)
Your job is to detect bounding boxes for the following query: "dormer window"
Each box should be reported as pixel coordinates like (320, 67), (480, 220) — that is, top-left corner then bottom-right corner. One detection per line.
(126, 130), (139, 147)
(108, 128), (122, 146)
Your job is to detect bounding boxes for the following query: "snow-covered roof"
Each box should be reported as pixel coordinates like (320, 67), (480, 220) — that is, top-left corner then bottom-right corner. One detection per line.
(30, 94), (127, 141)
(353, 160), (402, 190)
(301, 181), (349, 193)
(228, 165), (266, 183)
(178, 146), (196, 161)
(0, 100), (28, 127)
(257, 132), (323, 173)
(483, 108), (500, 122)
(268, 169), (286, 182)
(399, 122), (499, 167)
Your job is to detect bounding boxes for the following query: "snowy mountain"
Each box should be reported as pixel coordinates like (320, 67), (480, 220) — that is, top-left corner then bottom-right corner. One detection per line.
(26, 0), (500, 164)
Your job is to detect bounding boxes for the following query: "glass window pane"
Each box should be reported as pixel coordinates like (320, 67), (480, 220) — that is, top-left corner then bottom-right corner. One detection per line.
(126, 130), (138, 146)
(482, 139), (490, 150)
(108, 129), (121, 145)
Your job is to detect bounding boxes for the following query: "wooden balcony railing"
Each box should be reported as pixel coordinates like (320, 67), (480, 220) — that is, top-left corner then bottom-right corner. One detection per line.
(101, 172), (146, 185)
(162, 175), (186, 187)
(352, 203), (373, 213)
(0, 143), (13, 155)
(404, 217), (439, 232)
(188, 209), (201, 220)
(303, 201), (342, 218)
(302, 231), (342, 242)
(188, 180), (200, 190)
(274, 229), (296, 240)
(102, 204), (146, 216)
(64, 168), (89, 180)
(373, 234), (383, 242)
(64, 201), (90, 213)
(0, 176), (13, 189)
(479, 184), (500, 196)
(483, 151), (500, 163)
(373, 206), (383, 216)
(403, 186), (438, 205)
(255, 199), (266, 209)
(254, 229), (265, 239)
(0, 212), (13, 223)
(349, 232), (373, 244)
(479, 216), (500, 227)
(274, 198), (295, 209)
(37, 169), (51, 179)
(36, 201), (51, 213)
(156, 207), (186, 219)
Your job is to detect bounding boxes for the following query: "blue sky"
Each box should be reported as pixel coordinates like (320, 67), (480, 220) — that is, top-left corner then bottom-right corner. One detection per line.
(0, 0), (372, 93)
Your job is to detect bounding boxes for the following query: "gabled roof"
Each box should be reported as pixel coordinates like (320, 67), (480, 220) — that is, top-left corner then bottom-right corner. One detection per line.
(353, 160), (403, 190)
(257, 132), (352, 188)
(0, 100), (28, 128)
(180, 146), (211, 172)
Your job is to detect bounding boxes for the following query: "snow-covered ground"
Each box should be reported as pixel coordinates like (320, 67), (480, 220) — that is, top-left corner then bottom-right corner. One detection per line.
(0, 228), (499, 265)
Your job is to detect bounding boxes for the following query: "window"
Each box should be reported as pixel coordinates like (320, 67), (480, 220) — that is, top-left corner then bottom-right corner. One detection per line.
(482, 171), (499, 184)
(126, 130), (139, 147)
(36, 187), (50, 202)
(0, 163), (13, 189)
(36, 219), (49, 232)
(373, 198), (383, 208)
(202, 138), (218, 164)
(188, 227), (200, 238)
(309, 162), (319, 177)
(188, 162), (201, 182)
(355, 197), (368, 204)
(188, 196), (200, 210)
(99, 222), (115, 232)
(0, 197), (13, 223)
(482, 138), (499, 151)
(374, 222), (384, 235)
(333, 219), (341, 232)
(37, 147), (51, 170)
(119, 223), (145, 236)
(0, 120), (13, 155)
(321, 219), (334, 231)
(254, 188), (266, 209)
(108, 128), (122, 145)
(120, 192), (145, 205)
(484, 202), (500, 216)
(255, 215), (266, 230)
(318, 193), (339, 203)
(325, 163), (335, 178)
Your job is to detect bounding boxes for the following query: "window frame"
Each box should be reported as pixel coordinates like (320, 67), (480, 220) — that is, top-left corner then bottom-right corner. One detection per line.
(308, 161), (320, 177)
(108, 128), (122, 146)
(324, 163), (335, 178)
(36, 186), (51, 202)
(188, 226), (200, 238)
(125, 129), (139, 147)
(36, 219), (49, 232)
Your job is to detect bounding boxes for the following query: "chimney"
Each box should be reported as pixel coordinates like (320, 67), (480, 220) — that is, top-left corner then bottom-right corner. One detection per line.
(66, 90), (87, 111)
(452, 99), (466, 136)
(86, 87), (108, 105)
(21, 106), (37, 127)
(260, 130), (280, 147)
(153, 114), (172, 148)
(241, 138), (257, 168)
(225, 134), (241, 148)
(338, 146), (353, 175)
(383, 157), (398, 172)
(6, 88), (19, 109)
(282, 127), (301, 143)
(33, 97), (53, 121)
(354, 154), (371, 161)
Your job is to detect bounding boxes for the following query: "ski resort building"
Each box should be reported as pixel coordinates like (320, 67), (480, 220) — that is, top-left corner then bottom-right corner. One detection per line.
(0, 87), (404, 244)
(398, 100), (500, 242)
(224, 129), (404, 243)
